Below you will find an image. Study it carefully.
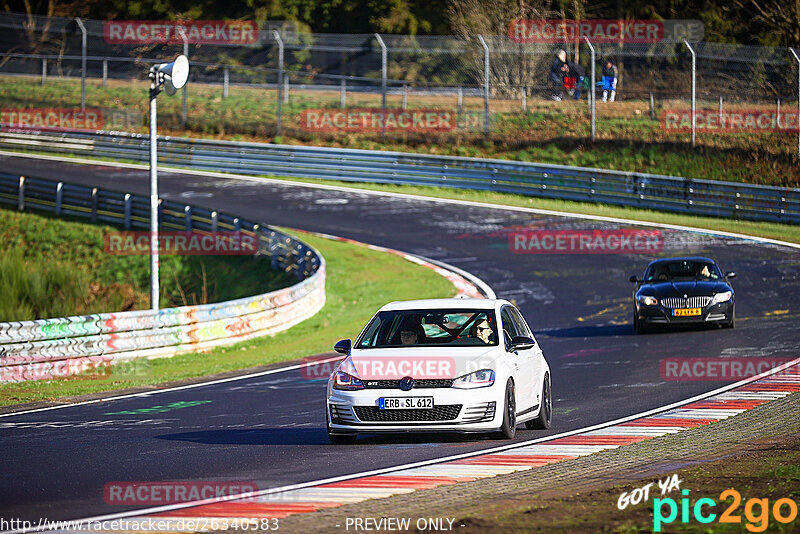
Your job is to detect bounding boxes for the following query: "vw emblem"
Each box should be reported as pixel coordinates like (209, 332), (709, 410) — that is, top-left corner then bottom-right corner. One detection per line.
(399, 376), (415, 391)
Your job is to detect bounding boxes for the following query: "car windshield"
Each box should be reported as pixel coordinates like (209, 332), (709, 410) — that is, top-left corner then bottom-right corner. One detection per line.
(644, 260), (721, 282)
(356, 309), (498, 348)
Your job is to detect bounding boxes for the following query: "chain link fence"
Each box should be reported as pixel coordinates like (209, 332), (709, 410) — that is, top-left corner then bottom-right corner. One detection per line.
(1, 12), (798, 158)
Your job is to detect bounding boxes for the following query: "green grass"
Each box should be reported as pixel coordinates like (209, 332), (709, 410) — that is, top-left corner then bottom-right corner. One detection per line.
(0, 207), (295, 320)
(2, 75), (797, 187)
(0, 231), (456, 406)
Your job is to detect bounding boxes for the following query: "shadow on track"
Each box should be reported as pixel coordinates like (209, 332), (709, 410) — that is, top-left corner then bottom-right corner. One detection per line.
(537, 324), (634, 338)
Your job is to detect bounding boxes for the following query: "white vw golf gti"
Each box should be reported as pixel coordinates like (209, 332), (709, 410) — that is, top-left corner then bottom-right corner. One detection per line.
(326, 298), (551, 443)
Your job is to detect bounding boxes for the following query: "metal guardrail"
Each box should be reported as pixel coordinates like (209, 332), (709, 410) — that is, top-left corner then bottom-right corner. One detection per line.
(0, 172), (325, 382)
(0, 129), (798, 224)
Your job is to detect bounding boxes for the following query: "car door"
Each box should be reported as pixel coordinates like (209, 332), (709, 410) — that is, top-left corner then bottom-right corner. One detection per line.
(508, 305), (544, 412)
(501, 306), (537, 413)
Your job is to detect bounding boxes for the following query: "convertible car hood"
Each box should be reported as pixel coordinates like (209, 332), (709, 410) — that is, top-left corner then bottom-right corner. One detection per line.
(641, 280), (732, 297)
(347, 346), (502, 380)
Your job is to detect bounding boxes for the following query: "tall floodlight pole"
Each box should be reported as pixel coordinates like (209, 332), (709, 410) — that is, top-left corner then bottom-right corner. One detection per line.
(683, 39), (696, 147)
(148, 55), (190, 310)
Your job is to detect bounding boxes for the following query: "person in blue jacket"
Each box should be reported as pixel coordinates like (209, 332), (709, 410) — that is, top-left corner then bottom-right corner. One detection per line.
(602, 59), (618, 102)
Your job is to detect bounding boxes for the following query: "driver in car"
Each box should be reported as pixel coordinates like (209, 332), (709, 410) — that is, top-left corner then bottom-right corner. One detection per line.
(470, 318), (493, 344)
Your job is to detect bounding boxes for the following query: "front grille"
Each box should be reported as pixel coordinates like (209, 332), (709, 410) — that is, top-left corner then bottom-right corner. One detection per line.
(353, 405), (462, 422)
(363, 379), (454, 389)
(661, 296), (712, 309)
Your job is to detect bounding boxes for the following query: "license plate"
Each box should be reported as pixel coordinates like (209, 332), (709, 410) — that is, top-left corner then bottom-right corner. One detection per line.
(379, 397), (434, 410)
(673, 308), (702, 317)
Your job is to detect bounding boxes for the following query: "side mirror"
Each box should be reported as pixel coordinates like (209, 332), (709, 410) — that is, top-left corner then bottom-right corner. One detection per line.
(510, 335), (536, 351)
(629, 275), (639, 283)
(334, 339), (351, 355)
(725, 272), (736, 280)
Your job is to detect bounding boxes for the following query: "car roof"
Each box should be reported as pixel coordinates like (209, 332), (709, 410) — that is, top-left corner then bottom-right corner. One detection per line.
(647, 256), (716, 266)
(379, 298), (507, 312)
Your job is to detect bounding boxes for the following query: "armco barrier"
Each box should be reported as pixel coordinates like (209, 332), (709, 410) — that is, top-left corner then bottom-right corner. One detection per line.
(0, 173), (325, 382)
(0, 129), (798, 224)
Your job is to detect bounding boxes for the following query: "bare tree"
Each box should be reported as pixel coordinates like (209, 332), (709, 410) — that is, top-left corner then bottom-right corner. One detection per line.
(447, 0), (555, 96)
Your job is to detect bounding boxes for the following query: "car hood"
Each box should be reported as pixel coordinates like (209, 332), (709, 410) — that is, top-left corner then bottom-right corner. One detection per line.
(346, 346), (502, 380)
(639, 280), (732, 297)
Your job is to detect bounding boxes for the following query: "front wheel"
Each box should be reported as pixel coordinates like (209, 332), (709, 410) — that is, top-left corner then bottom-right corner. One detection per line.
(497, 380), (517, 439)
(722, 307), (735, 329)
(526, 373), (552, 430)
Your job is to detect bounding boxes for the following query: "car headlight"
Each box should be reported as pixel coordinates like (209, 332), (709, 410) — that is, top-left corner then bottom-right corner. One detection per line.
(452, 369), (495, 389)
(333, 371), (364, 391)
(711, 291), (732, 305)
(638, 295), (658, 306)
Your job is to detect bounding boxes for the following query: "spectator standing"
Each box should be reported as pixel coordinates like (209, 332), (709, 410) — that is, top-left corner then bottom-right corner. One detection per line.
(549, 49), (568, 101)
(602, 59), (618, 102)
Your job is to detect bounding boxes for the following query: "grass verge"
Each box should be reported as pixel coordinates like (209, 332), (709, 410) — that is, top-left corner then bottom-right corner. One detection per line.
(0, 207), (295, 321)
(0, 230), (456, 406)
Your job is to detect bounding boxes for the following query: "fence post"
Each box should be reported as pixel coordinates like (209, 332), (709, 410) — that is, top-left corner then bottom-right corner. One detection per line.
(211, 211), (218, 233)
(457, 86), (463, 112)
(790, 48), (800, 156)
(403, 83), (408, 110)
(719, 95), (723, 123)
(777, 98), (781, 124)
(41, 58), (47, 86)
(375, 33), (388, 140)
(178, 28), (189, 129)
(55, 182), (63, 215)
(340, 78), (346, 108)
(650, 92), (655, 120)
(683, 39), (696, 147)
(18, 176), (25, 212)
(223, 66), (229, 98)
(90, 187), (98, 222)
(102, 59), (107, 88)
(184, 205), (192, 231)
(124, 193), (132, 229)
(284, 74), (289, 104)
(584, 36), (595, 141)
(272, 30), (284, 136)
(522, 86), (526, 112)
(477, 35), (490, 140)
(75, 18), (87, 110)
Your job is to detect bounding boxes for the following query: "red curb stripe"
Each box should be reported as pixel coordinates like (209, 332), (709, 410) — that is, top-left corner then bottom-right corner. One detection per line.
(150, 502), (340, 518)
(546, 435), (654, 446)
(739, 384), (800, 392)
(322, 476), (458, 489)
(620, 418), (718, 427)
(682, 400), (766, 409)
(451, 455), (573, 466)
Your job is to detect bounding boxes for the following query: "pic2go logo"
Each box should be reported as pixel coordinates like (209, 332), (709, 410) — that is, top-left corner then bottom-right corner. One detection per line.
(654, 489), (798, 532)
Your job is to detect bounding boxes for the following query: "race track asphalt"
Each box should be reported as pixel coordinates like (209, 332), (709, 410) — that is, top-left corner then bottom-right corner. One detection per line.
(1, 154), (798, 523)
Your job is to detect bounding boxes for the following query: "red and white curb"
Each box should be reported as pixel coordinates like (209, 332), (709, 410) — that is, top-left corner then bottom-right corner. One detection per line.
(111, 365), (800, 530)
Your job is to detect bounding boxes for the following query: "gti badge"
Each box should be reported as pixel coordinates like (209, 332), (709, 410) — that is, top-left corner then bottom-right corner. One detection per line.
(399, 376), (415, 391)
